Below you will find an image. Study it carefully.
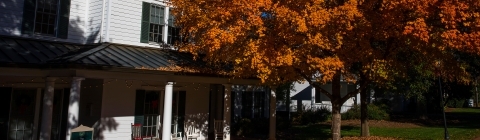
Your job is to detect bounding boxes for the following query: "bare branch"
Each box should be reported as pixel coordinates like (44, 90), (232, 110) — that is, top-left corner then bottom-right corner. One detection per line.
(340, 78), (369, 104)
(295, 68), (333, 99)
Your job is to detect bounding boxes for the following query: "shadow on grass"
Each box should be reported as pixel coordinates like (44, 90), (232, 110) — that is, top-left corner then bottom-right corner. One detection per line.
(284, 123), (359, 140)
(444, 108), (480, 129)
(386, 107), (480, 129)
(280, 108), (480, 140)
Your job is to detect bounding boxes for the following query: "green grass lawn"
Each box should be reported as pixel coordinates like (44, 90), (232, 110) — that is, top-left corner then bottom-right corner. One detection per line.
(288, 108), (480, 140)
(449, 107), (480, 113)
(290, 124), (480, 140)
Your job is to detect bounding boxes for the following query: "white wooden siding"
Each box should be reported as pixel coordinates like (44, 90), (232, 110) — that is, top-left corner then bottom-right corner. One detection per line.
(0, 0), (24, 35)
(103, 0), (172, 48)
(86, 0), (104, 43)
(289, 82), (357, 113)
(0, 0), (89, 44)
(68, 0), (87, 42)
(100, 80), (137, 140)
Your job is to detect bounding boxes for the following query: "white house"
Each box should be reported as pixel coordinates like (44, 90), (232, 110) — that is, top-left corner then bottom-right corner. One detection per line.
(0, 0), (278, 140)
(285, 81), (360, 113)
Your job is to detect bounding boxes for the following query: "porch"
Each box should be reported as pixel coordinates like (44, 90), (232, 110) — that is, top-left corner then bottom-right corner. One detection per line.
(0, 36), (278, 140)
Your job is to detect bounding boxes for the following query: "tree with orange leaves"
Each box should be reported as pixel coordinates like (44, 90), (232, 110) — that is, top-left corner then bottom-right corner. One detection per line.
(169, 0), (479, 139)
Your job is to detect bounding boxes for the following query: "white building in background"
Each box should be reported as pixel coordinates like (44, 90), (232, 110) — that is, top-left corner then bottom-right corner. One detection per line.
(283, 81), (360, 113)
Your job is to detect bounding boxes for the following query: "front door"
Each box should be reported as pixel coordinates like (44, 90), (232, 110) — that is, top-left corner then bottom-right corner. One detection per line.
(8, 89), (37, 140)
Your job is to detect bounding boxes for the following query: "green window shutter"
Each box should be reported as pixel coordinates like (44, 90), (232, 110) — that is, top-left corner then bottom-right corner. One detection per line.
(21, 0), (36, 34)
(140, 2), (151, 43)
(57, 0), (71, 39)
(134, 90), (146, 125)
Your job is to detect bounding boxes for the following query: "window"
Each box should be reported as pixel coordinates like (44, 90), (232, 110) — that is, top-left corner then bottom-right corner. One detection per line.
(315, 87), (322, 103)
(141, 2), (181, 46)
(135, 90), (161, 137)
(22, 0), (70, 38)
(167, 26), (180, 45)
(241, 91), (267, 118)
(167, 11), (181, 45)
(149, 5), (165, 43)
(142, 91), (160, 137)
(34, 0), (58, 35)
(141, 2), (166, 44)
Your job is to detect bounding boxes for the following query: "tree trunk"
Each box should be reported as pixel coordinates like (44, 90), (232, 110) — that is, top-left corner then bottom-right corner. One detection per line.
(331, 71), (342, 140)
(331, 101), (342, 140)
(360, 87), (370, 136)
(475, 78), (478, 107)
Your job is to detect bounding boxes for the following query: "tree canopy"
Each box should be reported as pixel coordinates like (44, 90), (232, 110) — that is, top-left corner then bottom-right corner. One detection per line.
(170, 0), (480, 139)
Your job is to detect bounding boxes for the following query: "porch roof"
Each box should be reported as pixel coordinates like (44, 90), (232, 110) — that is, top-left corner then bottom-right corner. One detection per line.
(0, 35), (96, 65)
(0, 36), (262, 85)
(0, 36), (209, 72)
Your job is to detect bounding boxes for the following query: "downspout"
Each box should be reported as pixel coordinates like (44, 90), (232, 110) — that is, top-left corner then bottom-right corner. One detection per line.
(104, 0), (113, 43)
(84, 0), (89, 44)
(99, 0), (106, 43)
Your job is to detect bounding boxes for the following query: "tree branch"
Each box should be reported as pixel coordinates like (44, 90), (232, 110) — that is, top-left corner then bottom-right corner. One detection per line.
(340, 75), (369, 104)
(295, 68), (333, 99)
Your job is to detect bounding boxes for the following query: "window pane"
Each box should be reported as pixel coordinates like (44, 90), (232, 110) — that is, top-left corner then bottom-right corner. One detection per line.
(34, 23), (42, 33)
(35, 13), (43, 23)
(150, 7), (155, 15)
(149, 33), (154, 41)
(41, 24), (48, 34)
(48, 15), (56, 25)
(37, 0), (44, 9)
(47, 25), (55, 34)
(149, 24), (163, 43)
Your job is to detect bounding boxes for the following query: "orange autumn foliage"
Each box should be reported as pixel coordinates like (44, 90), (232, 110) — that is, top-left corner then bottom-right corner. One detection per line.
(171, 0), (478, 86)
(170, 0), (479, 139)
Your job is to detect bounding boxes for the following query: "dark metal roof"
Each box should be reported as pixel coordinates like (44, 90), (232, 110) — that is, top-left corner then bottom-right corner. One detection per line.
(0, 36), (96, 64)
(0, 35), (199, 69)
(50, 43), (202, 69)
(0, 36), (228, 76)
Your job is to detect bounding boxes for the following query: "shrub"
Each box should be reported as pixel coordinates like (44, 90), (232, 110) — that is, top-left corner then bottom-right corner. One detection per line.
(342, 105), (360, 120)
(233, 118), (253, 136)
(292, 105), (331, 125)
(446, 98), (466, 108)
(342, 104), (390, 120)
(231, 118), (269, 137)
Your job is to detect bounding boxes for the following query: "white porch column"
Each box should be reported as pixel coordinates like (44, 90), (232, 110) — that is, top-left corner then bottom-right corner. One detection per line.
(311, 86), (316, 107)
(66, 77), (85, 140)
(223, 84), (232, 140)
(40, 77), (56, 140)
(162, 82), (175, 140)
(269, 87), (277, 140)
